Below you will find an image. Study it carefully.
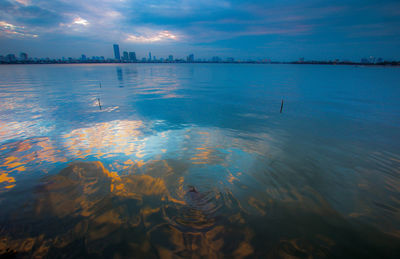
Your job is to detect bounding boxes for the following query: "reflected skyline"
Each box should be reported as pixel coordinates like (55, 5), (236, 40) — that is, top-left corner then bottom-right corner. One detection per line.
(116, 67), (123, 87)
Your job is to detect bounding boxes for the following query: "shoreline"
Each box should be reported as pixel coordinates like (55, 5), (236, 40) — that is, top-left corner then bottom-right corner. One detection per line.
(1, 61), (399, 66)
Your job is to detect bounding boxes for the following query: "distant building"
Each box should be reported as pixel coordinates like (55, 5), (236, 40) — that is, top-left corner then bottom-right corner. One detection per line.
(226, 57), (234, 62)
(369, 56), (376, 63)
(20, 52), (28, 61)
(113, 44), (120, 60)
(153, 56), (156, 61)
(168, 55), (173, 62)
(123, 51), (129, 61)
(361, 58), (369, 64)
(5, 54), (16, 62)
(129, 52), (136, 61)
(142, 57), (146, 62)
(212, 56), (221, 62)
(187, 54), (194, 62)
(148, 52), (152, 61)
(81, 54), (87, 61)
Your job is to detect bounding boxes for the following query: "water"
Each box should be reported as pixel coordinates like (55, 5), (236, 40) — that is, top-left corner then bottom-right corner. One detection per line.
(0, 64), (399, 258)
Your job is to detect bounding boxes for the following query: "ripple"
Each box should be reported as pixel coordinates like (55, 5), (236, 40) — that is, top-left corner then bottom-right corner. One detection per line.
(164, 187), (223, 232)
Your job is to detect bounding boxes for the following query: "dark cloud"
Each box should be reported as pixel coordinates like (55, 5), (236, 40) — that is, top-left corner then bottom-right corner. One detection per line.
(15, 5), (65, 26)
(0, 0), (399, 60)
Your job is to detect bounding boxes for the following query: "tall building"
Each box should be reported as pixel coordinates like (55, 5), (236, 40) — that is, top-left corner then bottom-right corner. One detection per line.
(212, 56), (221, 62)
(187, 54), (194, 62)
(19, 52), (28, 61)
(5, 54), (16, 62)
(368, 56), (376, 63)
(168, 55), (173, 62)
(113, 44), (120, 60)
(123, 51), (129, 61)
(148, 52), (152, 61)
(129, 52), (136, 61)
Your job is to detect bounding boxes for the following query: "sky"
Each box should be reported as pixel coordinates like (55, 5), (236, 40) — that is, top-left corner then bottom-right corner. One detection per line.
(0, 0), (399, 61)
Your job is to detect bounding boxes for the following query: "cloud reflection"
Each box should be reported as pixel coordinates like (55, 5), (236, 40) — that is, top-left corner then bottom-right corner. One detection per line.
(62, 120), (144, 159)
(2, 160), (399, 258)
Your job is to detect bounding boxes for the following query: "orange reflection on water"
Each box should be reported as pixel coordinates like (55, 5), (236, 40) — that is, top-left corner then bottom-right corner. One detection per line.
(1, 138), (67, 166)
(0, 137), (68, 190)
(0, 170), (15, 189)
(62, 120), (144, 159)
(188, 131), (226, 165)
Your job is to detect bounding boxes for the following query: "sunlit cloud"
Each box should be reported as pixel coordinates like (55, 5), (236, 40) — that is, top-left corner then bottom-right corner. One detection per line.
(0, 21), (38, 38)
(73, 17), (89, 26)
(125, 30), (178, 43)
(14, 0), (30, 6)
(0, 21), (18, 31)
(60, 17), (89, 28)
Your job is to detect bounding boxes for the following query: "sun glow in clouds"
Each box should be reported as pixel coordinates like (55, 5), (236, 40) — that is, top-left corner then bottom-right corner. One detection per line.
(125, 30), (178, 43)
(73, 17), (89, 26)
(0, 21), (38, 38)
(0, 21), (17, 31)
(60, 17), (90, 28)
(14, 0), (30, 6)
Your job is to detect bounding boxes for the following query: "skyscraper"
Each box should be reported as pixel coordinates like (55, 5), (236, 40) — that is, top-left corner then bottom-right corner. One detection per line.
(19, 52), (28, 61)
(129, 52), (136, 61)
(168, 55), (173, 62)
(123, 51), (129, 61)
(148, 52), (152, 61)
(6, 54), (16, 62)
(212, 56), (221, 62)
(187, 54), (194, 62)
(113, 44), (120, 60)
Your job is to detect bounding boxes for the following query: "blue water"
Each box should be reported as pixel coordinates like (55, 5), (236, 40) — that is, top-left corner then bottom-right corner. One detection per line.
(0, 64), (399, 258)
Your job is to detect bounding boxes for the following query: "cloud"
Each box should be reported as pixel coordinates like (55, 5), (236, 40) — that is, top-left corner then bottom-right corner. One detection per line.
(14, 0), (30, 6)
(125, 30), (178, 43)
(0, 0), (400, 59)
(0, 21), (38, 38)
(60, 17), (90, 28)
(73, 17), (89, 26)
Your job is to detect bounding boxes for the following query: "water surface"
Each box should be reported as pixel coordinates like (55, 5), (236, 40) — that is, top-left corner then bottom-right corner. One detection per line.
(0, 64), (399, 258)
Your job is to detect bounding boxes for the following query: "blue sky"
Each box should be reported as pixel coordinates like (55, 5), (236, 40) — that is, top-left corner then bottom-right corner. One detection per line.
(0, 0), (399, 60)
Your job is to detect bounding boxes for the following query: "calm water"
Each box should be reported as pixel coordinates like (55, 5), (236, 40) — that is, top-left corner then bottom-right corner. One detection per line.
(0, 64), (399, 258)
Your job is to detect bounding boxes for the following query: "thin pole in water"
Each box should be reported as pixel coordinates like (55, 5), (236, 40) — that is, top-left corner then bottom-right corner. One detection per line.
(98, 98), (102, 110)
(280, 99), (284, 113)
(99, 82), (101, 88)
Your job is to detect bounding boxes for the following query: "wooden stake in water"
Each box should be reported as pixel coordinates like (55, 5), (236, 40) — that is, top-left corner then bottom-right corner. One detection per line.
(98, 98), (102, 110)
(99, 82), (101, 88)
(280, 99), (284, 113)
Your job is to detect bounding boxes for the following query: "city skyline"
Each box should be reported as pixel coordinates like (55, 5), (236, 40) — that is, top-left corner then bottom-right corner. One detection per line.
(1, 43), (396, 64)
(0, 0), (400, 61)
(1, 46), (396, 65)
